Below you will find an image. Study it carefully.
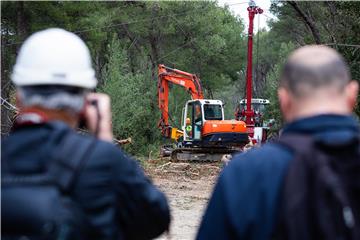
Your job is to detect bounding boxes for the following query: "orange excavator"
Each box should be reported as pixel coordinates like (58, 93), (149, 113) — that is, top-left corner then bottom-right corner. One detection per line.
(158, 64), (248, 161)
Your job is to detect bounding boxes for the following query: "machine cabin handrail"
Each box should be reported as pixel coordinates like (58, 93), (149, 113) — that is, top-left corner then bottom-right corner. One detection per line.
(158, 64), (204, 137)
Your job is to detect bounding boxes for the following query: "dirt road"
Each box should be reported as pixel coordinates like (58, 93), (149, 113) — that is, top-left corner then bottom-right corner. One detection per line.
(145, 161), (222, 240)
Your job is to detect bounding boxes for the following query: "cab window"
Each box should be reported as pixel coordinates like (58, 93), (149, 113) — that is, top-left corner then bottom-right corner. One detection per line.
(204, 104), (222, 120)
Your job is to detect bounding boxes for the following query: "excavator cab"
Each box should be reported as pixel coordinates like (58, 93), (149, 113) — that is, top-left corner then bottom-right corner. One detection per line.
(182, 99), (225, 142)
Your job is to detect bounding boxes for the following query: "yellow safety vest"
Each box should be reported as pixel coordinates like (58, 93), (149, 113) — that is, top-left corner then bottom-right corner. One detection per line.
(186, 125), (192, 132)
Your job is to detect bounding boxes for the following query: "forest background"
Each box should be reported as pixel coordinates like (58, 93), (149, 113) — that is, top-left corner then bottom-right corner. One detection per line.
(2, 1), (359, 157)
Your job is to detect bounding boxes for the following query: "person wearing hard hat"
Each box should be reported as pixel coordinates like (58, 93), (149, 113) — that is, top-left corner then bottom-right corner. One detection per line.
(185, 117), (192, 138)
(1, 28), (170, 239)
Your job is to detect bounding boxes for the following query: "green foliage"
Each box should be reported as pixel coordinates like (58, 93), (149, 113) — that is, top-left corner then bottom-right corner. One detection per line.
(1, 1), (247, 156)
(256, 1), (360, 122)
(2, 1), (359, 155)
(100, 36), (160, 156)
(264, 42), (296, 127)
(213, 74), (241, 120)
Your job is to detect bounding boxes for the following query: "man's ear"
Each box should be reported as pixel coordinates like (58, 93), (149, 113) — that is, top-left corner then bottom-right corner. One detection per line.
(345, 80), (359, 111)
(278, 87), (292, 122)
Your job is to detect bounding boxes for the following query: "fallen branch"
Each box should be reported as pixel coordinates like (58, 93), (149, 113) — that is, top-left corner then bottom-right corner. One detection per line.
(157, 162), (171, 170)
(113, 137), (132, 145)
(78, 128), (132, 145)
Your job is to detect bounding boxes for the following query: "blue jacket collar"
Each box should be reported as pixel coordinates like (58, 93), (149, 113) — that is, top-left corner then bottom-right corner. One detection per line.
(282, 114), (359, 145)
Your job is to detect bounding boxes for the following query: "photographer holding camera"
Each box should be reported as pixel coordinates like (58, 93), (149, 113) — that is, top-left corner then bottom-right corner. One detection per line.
(1, 28), (170, 240)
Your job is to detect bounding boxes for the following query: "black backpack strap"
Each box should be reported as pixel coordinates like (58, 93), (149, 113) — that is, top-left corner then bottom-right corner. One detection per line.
(274, 134), (314, 240)
(48, 131), (97, 193)
(275, 133), (360, 240)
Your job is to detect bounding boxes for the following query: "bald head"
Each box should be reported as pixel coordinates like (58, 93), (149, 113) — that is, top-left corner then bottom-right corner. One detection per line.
(280, 45), (351, 98)
(278, 45), (358, 122)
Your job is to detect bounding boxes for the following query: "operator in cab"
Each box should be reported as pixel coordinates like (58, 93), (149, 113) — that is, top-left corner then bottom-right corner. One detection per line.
(185, 117), (193, 138)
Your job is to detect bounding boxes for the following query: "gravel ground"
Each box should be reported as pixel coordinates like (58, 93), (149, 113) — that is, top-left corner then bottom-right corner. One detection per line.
(145, 161), (222, 240)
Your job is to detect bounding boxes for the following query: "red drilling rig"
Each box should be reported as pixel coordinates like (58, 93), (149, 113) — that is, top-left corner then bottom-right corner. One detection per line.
(235, 1), (270, 144)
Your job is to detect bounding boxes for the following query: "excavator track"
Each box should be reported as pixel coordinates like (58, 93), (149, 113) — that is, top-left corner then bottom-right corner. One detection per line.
(170, 147), (242, 162)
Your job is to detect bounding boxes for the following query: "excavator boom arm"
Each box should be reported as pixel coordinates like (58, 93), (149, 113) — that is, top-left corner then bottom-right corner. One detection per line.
(158, 64), (204, 137)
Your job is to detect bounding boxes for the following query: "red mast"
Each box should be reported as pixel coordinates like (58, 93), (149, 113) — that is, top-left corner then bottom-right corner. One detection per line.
(245, 1), (262, 126)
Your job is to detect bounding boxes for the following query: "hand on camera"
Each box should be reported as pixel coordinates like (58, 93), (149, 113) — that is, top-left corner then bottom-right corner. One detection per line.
(84, 93), (113, 142)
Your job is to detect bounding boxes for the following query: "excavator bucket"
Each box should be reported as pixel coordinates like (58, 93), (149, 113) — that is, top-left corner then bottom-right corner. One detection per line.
(171, 127), (183, 141)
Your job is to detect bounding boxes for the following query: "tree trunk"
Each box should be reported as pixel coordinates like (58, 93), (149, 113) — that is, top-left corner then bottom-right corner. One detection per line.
(1, 30), (13, 136)
(1, 1), (30, 135)
(148, 2), (160, 81)
(17, 1), (29, 44)
(287, 1), (322, 44)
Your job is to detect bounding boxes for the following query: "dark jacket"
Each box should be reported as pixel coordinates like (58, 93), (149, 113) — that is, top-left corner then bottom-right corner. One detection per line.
(197, 114), (360, 240)
(1, 121), (170, 239)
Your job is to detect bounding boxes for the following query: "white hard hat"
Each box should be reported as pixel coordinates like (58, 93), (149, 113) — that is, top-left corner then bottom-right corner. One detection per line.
(11, 28), (97, 89)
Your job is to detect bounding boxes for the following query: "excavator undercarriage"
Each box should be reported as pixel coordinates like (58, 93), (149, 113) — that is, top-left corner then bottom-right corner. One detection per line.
(170, 146), (243, 162)
(161, 131), (248, 162)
